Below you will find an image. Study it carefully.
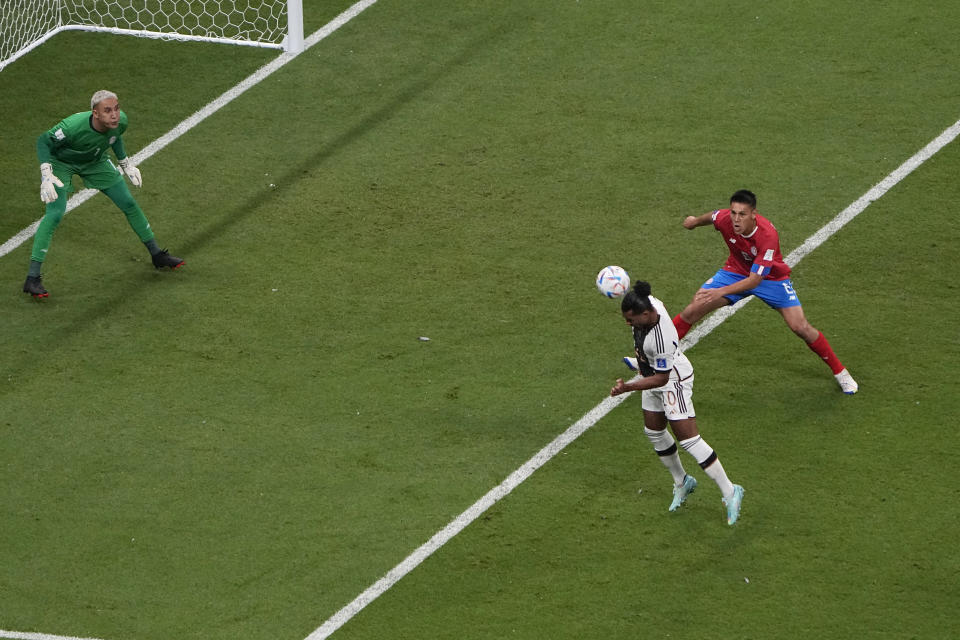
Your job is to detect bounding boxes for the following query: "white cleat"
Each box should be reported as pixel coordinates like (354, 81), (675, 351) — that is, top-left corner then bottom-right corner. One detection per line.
(835, 368), (858, 395)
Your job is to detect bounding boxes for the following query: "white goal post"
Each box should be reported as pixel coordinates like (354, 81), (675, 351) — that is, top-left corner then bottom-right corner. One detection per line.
(1, 0), (304, 72)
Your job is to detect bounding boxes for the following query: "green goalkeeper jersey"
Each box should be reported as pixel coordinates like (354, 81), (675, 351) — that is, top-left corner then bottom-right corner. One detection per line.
(37, 110), (130, 167)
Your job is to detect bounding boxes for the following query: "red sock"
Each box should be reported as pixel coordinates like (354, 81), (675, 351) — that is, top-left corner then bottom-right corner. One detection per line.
(673, 314), (692, 339)
(807, 331), (844, 374)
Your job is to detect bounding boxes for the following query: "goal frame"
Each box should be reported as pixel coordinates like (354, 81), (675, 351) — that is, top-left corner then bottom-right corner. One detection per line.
(0, 0), (304, 72)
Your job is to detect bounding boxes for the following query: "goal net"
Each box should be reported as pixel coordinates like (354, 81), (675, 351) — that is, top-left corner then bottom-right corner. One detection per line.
(1, 0), (304, 72)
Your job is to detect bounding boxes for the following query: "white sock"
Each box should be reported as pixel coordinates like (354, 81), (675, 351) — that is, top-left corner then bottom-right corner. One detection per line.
(644, 427), (687, 485)
(679, 435), (735, 498)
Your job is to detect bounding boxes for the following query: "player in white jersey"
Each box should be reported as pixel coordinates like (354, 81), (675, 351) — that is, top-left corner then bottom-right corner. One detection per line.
(610, 280), (744, 525)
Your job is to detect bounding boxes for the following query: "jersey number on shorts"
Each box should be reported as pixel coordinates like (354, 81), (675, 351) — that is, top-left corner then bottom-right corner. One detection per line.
(665, 390), (678, 409)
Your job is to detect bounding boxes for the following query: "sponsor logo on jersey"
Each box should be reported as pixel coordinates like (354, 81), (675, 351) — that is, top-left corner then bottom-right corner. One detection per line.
(54, 129), (65, 140)
(109, 136), (116, 144)
(656, 358), (667, 369)
(728, 237), (737, 244)
(764, 248), (775, 261)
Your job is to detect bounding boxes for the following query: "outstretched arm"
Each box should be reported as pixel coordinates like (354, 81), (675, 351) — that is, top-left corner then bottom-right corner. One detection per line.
(682, 211), (717, 230)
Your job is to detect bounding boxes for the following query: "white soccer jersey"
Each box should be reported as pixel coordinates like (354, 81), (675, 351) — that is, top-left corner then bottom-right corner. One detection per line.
(631, 296), (694, 385)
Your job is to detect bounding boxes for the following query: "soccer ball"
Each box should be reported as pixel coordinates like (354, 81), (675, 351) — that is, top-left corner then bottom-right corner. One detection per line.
(596, 265), (630, 298)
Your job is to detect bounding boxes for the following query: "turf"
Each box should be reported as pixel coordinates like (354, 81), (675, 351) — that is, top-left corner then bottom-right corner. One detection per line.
(0, 1), (958, 639)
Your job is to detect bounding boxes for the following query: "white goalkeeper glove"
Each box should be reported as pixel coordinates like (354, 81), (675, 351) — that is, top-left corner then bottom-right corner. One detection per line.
(118, 157), (142, 187)
(39, 162), (64, 203)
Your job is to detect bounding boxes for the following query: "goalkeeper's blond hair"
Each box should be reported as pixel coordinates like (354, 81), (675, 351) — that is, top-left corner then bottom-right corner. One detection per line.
(90, 90), (118, 109)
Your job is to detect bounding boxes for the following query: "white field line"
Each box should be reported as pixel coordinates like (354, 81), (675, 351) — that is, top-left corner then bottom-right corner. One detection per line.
(0, 3), (381, 640)
(0, 631), (107, 640)
(0, 0), (380, 260)
(304, 116), (960, 640)
(681, 117), (960, 351)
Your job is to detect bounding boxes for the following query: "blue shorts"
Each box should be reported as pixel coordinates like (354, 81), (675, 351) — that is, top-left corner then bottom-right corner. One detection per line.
(702, 270), (801, 309)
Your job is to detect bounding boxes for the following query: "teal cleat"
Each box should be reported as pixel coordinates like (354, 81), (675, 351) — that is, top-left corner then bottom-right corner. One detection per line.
(669, 474), (697, 512)
(724, 484), (745, 525)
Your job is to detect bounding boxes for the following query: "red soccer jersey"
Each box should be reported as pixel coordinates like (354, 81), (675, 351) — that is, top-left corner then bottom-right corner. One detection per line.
(712, 209), (791, 281)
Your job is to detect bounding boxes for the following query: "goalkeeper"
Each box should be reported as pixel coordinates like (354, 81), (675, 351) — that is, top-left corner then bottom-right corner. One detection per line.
(24, 89), (183, 298)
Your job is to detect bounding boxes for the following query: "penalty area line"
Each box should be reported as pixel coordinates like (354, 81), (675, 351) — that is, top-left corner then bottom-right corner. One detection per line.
(304, 115), (960, 640)
(0, 630), (108, 640)
(0, 2), (376, 637)
(303, 395), (630, 640)
(680, 116), (960, 351)
(0, 0), (380, 261)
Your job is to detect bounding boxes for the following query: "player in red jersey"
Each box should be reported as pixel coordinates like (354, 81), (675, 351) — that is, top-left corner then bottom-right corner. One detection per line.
(672, 189), (857, 394)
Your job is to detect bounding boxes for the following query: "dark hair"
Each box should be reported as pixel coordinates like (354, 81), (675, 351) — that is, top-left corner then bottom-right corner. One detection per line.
(621, 280), (654, 313)
(730, 189), (757, 208)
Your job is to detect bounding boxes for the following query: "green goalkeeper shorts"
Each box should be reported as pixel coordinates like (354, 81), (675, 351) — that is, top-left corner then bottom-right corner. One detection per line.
(51, 157), (125, 193)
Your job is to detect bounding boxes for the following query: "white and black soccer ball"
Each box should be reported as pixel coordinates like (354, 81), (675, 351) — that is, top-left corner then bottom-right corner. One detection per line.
(596, 265), (630, 299)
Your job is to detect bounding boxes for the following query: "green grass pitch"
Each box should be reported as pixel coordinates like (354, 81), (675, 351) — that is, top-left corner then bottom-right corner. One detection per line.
(0, 1), (958, 639)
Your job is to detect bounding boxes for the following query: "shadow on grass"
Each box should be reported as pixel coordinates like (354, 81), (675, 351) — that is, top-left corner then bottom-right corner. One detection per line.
(178, 22), (510, 261)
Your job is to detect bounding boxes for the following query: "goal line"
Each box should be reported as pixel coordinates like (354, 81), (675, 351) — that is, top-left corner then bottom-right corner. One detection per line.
(0, 630), (106, 640)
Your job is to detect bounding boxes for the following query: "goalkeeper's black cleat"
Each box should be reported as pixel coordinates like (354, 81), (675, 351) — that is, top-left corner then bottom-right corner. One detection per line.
(152, 249), (184, 270)
(23, 275), (49, 298)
